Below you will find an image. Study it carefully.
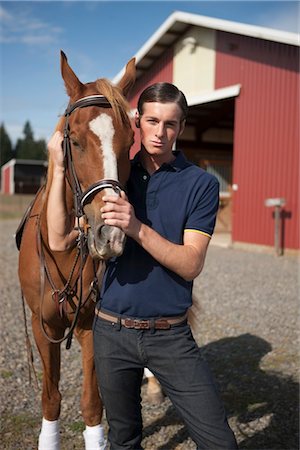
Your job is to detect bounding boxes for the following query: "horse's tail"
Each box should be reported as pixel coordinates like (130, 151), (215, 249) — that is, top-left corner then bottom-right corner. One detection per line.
(21, 290), (39, 390)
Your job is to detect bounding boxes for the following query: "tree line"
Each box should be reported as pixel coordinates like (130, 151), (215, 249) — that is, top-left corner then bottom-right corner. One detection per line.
(0, 121), (47, 167)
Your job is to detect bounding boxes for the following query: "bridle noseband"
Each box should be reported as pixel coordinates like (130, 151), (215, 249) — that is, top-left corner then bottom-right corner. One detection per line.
(63, 94), (124, 217)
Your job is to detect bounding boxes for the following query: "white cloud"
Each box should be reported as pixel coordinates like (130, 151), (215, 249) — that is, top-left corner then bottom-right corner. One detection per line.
(0, 5), (12, 20)
(0, 4), (63, 45)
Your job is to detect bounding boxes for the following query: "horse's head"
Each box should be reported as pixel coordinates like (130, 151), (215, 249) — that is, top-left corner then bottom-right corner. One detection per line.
(57, 51), (135, 259)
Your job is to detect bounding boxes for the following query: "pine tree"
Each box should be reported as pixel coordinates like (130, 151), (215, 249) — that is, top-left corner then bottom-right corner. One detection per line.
(15, 121), (47, 160)
(0, 123), (13, 166)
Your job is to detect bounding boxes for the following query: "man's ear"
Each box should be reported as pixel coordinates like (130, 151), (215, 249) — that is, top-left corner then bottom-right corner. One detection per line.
(135, 112), (141, 128)
(178, 119), (186, 136)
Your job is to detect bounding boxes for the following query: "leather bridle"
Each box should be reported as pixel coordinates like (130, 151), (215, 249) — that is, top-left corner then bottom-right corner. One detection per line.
(38, 94), (125, 349)
(63, 94), (124, 218)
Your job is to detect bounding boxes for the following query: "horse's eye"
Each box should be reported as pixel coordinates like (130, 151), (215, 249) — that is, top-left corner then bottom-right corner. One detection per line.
(71, 139), (84, 152)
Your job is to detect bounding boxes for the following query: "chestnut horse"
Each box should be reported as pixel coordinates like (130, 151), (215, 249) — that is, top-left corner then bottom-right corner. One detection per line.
(18, 51), (135, 450)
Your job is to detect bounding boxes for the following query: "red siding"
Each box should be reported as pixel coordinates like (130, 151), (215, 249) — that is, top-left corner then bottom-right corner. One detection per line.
(216, 32), (299, 249)
(3, 166), (11, 194)
(128, 48), (173, 157)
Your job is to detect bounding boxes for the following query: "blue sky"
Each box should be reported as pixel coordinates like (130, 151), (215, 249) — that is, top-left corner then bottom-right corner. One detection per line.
(0, 1), (299, 145)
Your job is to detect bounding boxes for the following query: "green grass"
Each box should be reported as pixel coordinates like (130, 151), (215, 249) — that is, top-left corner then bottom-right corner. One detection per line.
(1, 412), (41, 449)
(0, 370), (13, 379)
(68, 420), (85, 433)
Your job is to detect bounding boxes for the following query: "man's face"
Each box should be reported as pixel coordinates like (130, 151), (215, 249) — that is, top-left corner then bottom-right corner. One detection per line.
(138, 102), (185, 159)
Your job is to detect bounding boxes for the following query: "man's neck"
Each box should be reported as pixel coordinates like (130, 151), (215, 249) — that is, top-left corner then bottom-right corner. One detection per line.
(140, 148), (175, 175)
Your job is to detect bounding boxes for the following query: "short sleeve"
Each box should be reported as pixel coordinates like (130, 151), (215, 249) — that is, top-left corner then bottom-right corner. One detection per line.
(184, 178), (219, 237)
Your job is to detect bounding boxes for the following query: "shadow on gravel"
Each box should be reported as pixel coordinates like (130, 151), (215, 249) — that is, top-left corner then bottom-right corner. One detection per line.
(143, 333), (299, 450)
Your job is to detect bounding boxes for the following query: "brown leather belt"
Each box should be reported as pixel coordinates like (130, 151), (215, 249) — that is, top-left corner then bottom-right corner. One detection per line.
(95, 309), (188, 330)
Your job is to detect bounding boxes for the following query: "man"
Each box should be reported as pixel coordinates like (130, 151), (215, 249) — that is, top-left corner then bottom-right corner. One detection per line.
(48, 82), (237, 449)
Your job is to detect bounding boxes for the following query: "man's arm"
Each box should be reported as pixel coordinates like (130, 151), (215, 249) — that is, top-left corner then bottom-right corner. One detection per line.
(101, 193), (210, 281)
(47, 131), (79, 251)
(135, 224), (209, 281)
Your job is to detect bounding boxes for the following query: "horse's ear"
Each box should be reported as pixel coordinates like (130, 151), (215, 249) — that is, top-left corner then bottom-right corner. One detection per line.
(118, 58), (136, 98)
(60, 50), (84, 99)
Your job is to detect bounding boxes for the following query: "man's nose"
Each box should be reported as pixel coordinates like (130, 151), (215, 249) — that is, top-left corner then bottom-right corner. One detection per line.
(155, 123), (164, 138)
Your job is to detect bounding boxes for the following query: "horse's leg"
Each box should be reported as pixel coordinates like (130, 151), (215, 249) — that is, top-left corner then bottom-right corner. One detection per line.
(31, 313), (63, 450)
(74, 326), (105, 450)
(144, 368), (164, 405)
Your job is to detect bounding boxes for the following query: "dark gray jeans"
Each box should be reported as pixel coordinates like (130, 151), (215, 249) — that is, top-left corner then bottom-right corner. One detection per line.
(93, 315), (238, 450)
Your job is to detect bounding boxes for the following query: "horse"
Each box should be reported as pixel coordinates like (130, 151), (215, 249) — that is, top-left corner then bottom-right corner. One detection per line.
(17, 51), (136, 450)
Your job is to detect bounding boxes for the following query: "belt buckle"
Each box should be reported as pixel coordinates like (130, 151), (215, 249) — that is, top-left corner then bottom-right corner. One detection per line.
(123, 318), (150, 329)
(134, 319), (150, 329)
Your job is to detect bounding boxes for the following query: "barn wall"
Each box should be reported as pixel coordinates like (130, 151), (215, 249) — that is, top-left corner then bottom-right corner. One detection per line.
(173, 26), (216, 97)
(216, 31), (299, 249)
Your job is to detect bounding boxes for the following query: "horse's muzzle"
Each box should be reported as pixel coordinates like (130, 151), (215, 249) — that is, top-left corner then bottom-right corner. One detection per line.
(87, 223), (126, 260)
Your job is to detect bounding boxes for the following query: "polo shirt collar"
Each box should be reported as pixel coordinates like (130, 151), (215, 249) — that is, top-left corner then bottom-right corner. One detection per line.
(132, 150), (189, 173)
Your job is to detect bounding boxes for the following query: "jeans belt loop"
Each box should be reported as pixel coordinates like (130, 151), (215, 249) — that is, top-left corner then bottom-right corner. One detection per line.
(150, 318), (155, 334)
(115, 316), (121, 331)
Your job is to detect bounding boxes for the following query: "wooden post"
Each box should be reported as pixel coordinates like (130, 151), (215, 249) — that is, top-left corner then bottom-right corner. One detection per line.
(264, 198), (286, 256)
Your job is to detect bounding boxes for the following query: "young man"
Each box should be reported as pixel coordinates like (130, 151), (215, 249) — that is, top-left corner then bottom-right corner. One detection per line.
(48, 83), (237, 449)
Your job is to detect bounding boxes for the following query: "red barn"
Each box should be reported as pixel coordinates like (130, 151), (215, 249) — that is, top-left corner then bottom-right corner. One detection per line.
(114, 11), (299, 252)
(1, 159), (48, 194)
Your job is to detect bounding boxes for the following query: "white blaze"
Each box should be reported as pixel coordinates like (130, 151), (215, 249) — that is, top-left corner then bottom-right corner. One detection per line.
(89, 113), (118, 187)
(89, 113), (124, 254)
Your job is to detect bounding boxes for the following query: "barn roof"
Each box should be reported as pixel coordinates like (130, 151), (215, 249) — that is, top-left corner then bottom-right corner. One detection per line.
(113, 10), (299, 84)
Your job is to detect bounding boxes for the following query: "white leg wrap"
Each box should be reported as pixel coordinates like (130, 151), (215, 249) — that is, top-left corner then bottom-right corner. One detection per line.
(144, 368), (154, 378)
(38, 418), (60, 450)
(83, 424), (106, 450)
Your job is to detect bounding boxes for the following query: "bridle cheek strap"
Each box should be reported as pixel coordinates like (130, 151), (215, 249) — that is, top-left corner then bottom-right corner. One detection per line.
(63, 95), (123, 217)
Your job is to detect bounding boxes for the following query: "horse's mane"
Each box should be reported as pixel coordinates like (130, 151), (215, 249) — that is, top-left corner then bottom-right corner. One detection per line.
(44, 78), (131, 199)
(95, 78), (131, 129)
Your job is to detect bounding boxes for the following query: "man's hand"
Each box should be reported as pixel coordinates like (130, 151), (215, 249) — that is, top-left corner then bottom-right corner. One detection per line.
(101, 191), (141, 239)
(47, 131), (64, 171)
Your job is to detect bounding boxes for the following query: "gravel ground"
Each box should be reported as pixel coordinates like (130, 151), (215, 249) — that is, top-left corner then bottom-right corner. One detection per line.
(0, 219), (299, 450)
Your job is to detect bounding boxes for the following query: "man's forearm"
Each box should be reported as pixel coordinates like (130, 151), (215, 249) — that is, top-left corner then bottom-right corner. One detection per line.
(47, 167), (77, 250)
(100, 193), (210, 280)
(135, 223), (208, 282)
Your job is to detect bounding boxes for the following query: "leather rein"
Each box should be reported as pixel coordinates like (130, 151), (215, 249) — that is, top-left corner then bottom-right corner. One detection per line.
(39, 94), (124, 349)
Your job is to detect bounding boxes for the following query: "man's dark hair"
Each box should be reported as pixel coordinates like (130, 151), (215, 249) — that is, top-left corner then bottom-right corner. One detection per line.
(137, 82), (188, 120)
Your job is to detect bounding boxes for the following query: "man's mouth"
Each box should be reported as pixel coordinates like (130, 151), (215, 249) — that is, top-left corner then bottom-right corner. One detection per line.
(151, 140), (163, 146)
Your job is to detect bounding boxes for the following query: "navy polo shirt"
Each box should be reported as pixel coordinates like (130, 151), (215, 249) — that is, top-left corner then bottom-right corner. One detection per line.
(99, 150), (219, 318)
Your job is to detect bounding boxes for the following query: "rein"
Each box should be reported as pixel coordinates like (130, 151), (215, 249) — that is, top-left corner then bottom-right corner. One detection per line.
(39, 94), (123, 349)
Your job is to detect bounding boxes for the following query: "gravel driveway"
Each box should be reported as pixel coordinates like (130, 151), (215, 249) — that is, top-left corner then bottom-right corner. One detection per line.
(0, 219), (298, 449)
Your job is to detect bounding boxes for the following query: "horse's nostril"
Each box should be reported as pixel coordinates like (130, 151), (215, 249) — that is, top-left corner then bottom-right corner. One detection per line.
(98, 225), (104, 236)
(98, 225), (111, 245)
